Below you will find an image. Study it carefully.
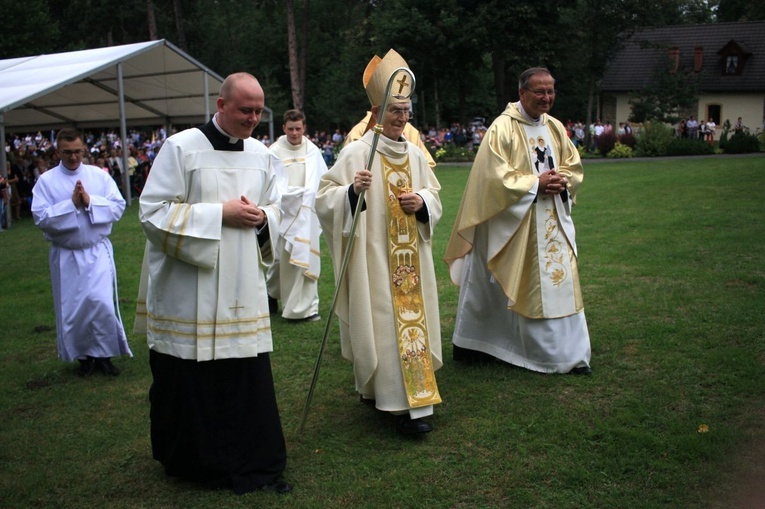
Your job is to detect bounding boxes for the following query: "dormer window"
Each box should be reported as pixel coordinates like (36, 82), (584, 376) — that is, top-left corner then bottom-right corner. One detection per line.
(718, 40), (751, 76)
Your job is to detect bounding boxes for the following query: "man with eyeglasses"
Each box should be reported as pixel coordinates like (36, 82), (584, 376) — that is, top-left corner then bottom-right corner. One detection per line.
(445, 67), (592, 375)
(316, 49), (443, 436)
(31, 127), (131, 377)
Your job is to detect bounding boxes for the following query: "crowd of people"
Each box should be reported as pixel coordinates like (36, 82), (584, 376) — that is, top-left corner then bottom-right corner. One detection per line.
(677, 115), (717, 141)
(2, 128), (168, 227)
(420, 121), (488, 152)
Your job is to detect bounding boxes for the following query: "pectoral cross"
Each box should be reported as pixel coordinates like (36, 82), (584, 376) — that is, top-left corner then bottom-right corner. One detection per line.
(396, 75), (410, 95)
(229, 300), (245, 316)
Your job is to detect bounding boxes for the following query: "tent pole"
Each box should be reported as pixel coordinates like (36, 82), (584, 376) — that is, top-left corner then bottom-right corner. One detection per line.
(0, 114), (10, 229)
(117, 63), (131, 207)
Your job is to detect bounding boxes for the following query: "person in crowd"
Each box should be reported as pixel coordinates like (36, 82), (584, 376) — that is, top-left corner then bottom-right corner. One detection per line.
(267, 109), (328, 322)
(705, 117), (716, 142)
(0, 173), (7, 229)
(316, 49), (443, 436)
(686, 115), (699, 139)
(134, 72), (291, 495)
(31, 127), (131, 377)
(344, 53), (436, 169)
(593, 119), (604, 152)
(6, 159), (22, 220)
(573, 121), (585, 148)
(444, 67), (592, 375)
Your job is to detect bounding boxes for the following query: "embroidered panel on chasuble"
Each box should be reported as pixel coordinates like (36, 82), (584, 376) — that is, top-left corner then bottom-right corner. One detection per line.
(382, 154), (441, 408)
(519, 124), (578, 319)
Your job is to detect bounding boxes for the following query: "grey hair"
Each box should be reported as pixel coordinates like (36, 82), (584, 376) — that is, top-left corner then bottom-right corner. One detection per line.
(518, 67), (554, 90)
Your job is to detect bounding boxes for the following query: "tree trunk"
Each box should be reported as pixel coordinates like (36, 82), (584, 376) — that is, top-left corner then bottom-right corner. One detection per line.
(433, 77), (441, 130)
(491, 51), (506, 113)
(146, 0), (158, 40)
(172, 0), (188, 51)
(285, 0), (303, 111)
(299, 0), (309, 103)
(584, 76), (595, 151)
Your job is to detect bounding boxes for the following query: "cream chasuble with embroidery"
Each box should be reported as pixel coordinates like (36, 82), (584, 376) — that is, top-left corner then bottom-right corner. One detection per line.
(317, 131), (443, 412)
(445, 102), (584, 319)
(135, 125), (282, 361)
(445, 102), (591, 373)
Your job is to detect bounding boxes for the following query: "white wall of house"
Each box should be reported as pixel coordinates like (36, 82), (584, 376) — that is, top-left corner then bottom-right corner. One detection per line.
(608, 92), (764, 139)
(696, 93), (764, 136)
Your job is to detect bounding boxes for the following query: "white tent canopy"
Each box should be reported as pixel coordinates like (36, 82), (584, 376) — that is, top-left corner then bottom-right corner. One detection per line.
(0, 39), (274, 210)
(0, 38), (275, 131)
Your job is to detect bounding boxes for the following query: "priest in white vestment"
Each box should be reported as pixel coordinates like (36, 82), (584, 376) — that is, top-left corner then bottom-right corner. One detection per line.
(444, 67), (592, 375)
(316, 50), (443, 436)
(267, 109), (328, 321)
(134, 73), (291, 494)
(32, 127), (131, 377)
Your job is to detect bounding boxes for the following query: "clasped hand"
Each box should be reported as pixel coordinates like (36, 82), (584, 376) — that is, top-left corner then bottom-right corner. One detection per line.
(71, 180), (90, 208)
(223, 195), (266, 228)
(539, 170), (568, 195)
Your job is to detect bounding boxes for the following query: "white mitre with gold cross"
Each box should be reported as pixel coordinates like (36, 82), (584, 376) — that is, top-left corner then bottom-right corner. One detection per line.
(364, 49), (414, 107)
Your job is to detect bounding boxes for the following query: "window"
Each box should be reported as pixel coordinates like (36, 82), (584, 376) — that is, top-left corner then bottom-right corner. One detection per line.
(706, 105), (721, 126)
(725, 56), (738, 74)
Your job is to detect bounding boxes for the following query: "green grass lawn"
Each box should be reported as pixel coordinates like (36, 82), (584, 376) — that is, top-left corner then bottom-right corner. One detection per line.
(1, 155), (764, 508)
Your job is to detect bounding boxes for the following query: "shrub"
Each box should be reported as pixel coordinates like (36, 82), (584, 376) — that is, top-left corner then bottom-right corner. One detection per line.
(722, 131), (761, 154)
(665, 138), (716, 156)
(607, 142), (633, 158)
(634, 121), (674, 157)
(597, 131), (618, 156)
(434, 143), (475, 162)
(619, 132), (637, 149)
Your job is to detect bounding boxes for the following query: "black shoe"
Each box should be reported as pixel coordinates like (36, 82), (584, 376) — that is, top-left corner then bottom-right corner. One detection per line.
(260, 480), (293, 494)
(95, 357), (120, 376)
(268, 297), (278, 314)
(77, 357), (94, 377)
(453, 344), (494, 364)
(359, 395), (376, 406)
(569, 366), (592, 375)
(396, 415), (432, 436)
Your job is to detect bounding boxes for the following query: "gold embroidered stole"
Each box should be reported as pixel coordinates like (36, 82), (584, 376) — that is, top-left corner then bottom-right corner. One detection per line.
(521, 124), (577, 317)
(382, 155), (441, 408)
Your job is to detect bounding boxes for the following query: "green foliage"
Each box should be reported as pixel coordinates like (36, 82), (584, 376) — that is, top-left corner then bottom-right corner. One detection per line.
(0, 0), (60, 57)
(720, 130), (762, 154)
(629, 67), (701, 124)
(606, 141), (633, 158)
(717, 0), (765, 22)
(665, 138), (716, 156)
(634, 120), (675, 156)
(432, 143), (475, 163)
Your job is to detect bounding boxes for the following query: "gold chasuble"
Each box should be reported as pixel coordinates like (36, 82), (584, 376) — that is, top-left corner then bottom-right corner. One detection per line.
(445, 102), (584, 319)
(382, 155), (441, 408)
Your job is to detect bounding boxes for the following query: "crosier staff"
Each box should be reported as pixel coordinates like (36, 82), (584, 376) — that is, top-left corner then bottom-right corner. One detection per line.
(299, 66), (416, 432)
